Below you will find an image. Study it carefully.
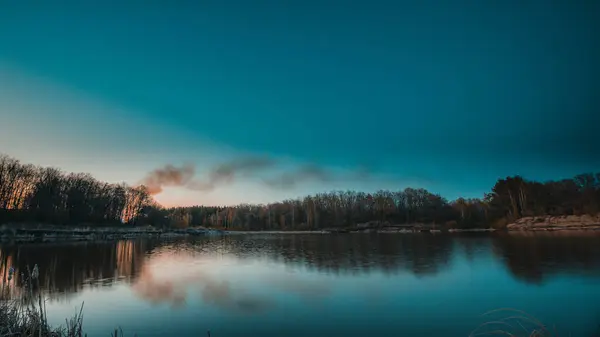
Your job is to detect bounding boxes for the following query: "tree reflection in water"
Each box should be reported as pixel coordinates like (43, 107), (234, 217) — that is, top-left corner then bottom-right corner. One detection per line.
(0, 239), (157, 301)
(1, 233), (600, 303)
(492, 231), (600, 285)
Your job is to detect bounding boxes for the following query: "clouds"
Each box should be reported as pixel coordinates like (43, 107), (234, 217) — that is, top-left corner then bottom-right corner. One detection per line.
(1, 65), (428, 207)
(139, 156), (372, 195)
(140, 164), (196, 195)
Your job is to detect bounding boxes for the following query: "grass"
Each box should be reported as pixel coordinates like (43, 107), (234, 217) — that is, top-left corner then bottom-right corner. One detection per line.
(1, 266), (566, 337)
(0, 264), (92, 337)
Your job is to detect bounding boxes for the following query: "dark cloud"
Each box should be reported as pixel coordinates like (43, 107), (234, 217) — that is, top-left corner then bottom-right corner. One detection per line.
(262, 165), (333, 189)
(140, 156), (372, 195)
(187, 157), (276, 191)
(140, 164), (195, 195)
(263, 164), (373, 189)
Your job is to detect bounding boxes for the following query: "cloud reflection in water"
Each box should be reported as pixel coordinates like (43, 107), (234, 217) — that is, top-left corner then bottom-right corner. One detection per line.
(131, 248), (331, 314)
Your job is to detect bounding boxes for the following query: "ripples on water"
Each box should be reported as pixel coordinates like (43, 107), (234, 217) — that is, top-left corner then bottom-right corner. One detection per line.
(2, 233), (600, 336)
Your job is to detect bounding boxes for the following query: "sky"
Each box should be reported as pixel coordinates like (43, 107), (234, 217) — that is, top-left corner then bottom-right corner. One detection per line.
(0, 0), (598, 207)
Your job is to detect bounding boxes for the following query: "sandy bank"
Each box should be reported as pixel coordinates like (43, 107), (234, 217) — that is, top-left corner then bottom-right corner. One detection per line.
(506, 214), (600, 231)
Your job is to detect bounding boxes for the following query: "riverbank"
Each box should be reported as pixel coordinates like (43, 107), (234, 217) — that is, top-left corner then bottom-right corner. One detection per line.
(506, 214), (600, 231)
(4, 214), (598, 243)
(0, 222), (502, 243)
(211, 223), (497, 235)
(0, 224), (226, 243)
(9, 214), (600, 244)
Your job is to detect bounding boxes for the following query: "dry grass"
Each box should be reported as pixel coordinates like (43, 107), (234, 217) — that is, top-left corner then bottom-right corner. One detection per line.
(0, 264), (92, 337)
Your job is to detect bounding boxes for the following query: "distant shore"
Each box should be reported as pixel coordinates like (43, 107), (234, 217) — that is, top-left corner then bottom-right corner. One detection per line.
(2, 214), (599, 243)
(0, 223), (495, 243)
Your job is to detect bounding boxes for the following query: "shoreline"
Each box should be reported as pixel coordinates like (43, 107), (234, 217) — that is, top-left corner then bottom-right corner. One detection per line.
(0, 224), (498, 243)
(3, 214), (600, 243)
(0, 225), (223, 243)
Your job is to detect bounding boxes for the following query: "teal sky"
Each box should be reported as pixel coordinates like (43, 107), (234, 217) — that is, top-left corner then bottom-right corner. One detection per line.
(1, 0), (598, 206)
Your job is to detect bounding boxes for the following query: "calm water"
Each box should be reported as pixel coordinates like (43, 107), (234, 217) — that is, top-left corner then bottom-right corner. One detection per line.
(2, 233), (600, 336)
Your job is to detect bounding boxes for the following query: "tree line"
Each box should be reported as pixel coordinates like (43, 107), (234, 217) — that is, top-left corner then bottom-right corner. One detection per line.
(0, 154), (149, 226)
(1, 153), (599, 229)
(145, 173), (600, 230)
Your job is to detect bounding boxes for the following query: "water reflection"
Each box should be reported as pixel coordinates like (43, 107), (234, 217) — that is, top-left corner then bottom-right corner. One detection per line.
(190, 234), (456, 277)
(0, 240), (158, 300)
(492, 231), (600, 284)
(132, 251), (277, 313)
(1, 233), (600, 303)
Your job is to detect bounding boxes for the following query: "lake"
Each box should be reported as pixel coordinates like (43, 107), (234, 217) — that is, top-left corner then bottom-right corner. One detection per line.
(2, 233), (600, 336)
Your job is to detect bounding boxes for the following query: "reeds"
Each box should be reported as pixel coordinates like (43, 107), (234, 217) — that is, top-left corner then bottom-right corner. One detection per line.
(0, 264), (88, 337)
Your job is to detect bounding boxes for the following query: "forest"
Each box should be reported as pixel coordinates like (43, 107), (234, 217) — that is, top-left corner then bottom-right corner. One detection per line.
(1, 154), (599, 230)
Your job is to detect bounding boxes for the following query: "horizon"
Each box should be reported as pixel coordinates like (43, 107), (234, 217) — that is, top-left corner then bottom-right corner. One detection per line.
(1, 1), (598, 207)
(1, 151), (596, 209)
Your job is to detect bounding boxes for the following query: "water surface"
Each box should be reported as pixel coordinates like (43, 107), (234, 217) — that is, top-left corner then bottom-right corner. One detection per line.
(2, 233), (600, 336)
